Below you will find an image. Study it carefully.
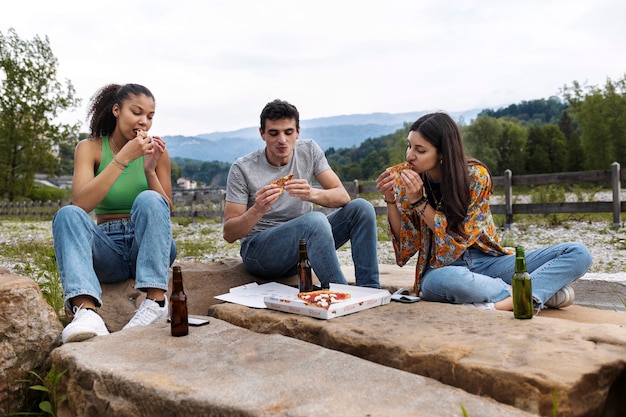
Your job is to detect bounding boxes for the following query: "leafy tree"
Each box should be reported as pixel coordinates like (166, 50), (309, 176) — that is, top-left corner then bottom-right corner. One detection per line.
(0, 28), (80, 200)
(462, 115), (502, 172)
(558, 110), (585, 171)
(525, 125), (566, 173)
(562, 76), (626, 169)
(479, 97), (568, 125)
(497, 120), (527, 175)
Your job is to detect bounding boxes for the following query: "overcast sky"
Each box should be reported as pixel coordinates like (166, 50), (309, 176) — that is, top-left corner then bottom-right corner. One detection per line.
(2, 0), (625, 136)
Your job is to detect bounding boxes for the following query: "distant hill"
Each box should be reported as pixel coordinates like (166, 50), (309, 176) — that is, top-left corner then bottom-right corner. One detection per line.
(164, 109), (481, 163)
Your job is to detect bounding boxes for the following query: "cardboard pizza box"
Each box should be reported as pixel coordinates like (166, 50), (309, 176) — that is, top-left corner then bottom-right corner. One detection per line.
(264, 283), (391, 320)
(215, 282), (391, 320)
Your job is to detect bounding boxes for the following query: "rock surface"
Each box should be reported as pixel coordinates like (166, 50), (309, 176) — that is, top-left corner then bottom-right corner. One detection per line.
(5, 257), (626, 416)
(51, 317), (537, 417)
(0, 274), (63, 416)
(208, 302), (626, 417)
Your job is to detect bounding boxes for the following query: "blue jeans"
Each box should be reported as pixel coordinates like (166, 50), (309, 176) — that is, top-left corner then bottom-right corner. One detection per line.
(53, 190), (177, 311)
(240, 198), (380, 288)
(420, 242), (592, 307)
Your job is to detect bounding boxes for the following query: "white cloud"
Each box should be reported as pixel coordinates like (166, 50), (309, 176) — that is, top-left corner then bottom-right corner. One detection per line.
(2, 0), (625, 136)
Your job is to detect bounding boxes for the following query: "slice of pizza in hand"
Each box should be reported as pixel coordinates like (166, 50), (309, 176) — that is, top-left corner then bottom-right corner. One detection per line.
(271, 173), (294, 194)
(386, 162), (411, 178)
(297, 290), (352, 310)
(386, 162), (411, 185)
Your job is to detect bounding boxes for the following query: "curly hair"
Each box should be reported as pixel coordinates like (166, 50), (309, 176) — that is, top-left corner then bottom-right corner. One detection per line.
(259, 99), (300, 132)
(87, 83), (154, 137)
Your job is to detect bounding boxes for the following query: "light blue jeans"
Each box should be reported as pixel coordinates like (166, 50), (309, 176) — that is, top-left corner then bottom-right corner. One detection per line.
(53, 190), (177, 311)
(420, 242), (592, 308)
(240, 198), (380, 288)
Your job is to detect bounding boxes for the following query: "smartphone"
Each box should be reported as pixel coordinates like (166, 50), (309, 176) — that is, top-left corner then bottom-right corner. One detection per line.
(189, 316), (210, 326)
(167, 316), (211, 326)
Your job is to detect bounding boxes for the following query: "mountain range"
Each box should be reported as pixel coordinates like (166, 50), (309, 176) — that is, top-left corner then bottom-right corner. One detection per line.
(163, 109), (482, 163)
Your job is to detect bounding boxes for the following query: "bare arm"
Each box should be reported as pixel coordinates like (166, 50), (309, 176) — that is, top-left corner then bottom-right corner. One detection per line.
(72, 139), (122, 212)
(222, 184), (282, 243)
(72, 136), (172, 213)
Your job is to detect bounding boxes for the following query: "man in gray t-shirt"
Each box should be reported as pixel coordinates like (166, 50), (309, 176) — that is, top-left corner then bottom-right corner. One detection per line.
(223, 99), (380, 288)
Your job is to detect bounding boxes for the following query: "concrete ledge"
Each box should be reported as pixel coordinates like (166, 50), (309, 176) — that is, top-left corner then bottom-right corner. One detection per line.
(50, 318), (535, 417)
(208, 300), (626, 417)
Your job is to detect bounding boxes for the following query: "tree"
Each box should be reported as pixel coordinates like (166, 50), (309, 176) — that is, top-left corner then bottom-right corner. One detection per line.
(525, 125), (566, 174)
(497, 120), (527, 175)
(562, 76), (626, 169)
(462, 115), (502, 172)
(0, 28), (80, 200)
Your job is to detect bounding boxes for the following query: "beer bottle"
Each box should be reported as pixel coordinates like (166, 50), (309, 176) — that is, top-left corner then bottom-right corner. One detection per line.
(170, 265), (189, 336)
(298, 239), (313, 292)
(512, 246), (533, 319)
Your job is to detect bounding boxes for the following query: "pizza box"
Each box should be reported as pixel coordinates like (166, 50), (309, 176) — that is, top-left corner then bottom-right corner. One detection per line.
(215, 282), (391, 320)
(264, 283), (391, 320)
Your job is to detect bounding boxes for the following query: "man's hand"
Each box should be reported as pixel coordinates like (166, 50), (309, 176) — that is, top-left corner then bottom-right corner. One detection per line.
(284, 178), (313, 201)
(254, 184), (283, 212)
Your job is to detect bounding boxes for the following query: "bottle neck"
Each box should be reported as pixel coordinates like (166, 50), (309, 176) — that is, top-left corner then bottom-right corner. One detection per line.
(515, 256), (527, 273)
(172, 276), (184, 292)
(299, 243), (308, 261)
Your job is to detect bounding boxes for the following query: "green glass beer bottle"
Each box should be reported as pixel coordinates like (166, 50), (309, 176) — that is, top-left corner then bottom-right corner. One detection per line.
(512, 246), (533, 319)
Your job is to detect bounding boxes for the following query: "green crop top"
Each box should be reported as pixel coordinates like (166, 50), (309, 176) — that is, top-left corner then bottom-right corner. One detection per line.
(94, 136), (148, 215)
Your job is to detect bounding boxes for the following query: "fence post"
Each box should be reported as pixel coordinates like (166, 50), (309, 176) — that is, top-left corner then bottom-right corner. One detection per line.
(191, 190), (197, 225)
(612, 161), (621, 228)
(220, 190), (226, 225)
(504, 169), (513, 229)
(353, 179), (360, 199)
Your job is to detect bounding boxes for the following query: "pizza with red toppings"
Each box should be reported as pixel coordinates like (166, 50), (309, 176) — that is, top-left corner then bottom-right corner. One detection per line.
(271, 173), (294, 194)
(297, 290), (351, 309)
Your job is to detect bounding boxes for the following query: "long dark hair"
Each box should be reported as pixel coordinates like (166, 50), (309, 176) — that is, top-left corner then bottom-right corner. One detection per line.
(410, 112), (471, 236)
(87, 83), (154, 138)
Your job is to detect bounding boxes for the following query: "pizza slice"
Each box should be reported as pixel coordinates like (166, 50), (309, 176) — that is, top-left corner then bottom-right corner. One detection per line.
(386, 162), (411, 178)
(271, 173), (294, 194)
(297, 290), (351, 310)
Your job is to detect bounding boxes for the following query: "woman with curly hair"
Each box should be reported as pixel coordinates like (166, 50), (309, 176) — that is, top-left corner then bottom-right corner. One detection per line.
(53, 83), (176, 343)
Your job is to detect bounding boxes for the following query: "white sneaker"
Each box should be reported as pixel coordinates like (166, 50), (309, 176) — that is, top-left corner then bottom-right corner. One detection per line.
(123, 295), (168, 330)
(62, 305), (110, 344)
(545, 285), (575, 309)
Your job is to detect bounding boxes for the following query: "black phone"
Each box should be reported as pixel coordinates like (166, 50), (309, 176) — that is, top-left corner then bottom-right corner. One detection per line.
(167, 316), (210, 326)
(188, 316), (210, 326)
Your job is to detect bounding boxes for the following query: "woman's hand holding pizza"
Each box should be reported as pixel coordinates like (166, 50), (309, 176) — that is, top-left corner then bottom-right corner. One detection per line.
(375, 170), (396, 202)
(400, 169), (425, 204)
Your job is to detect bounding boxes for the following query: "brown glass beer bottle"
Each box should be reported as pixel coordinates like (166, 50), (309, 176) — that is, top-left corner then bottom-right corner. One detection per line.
(170, 266), (189, 336)
(298, 239), (313, 292)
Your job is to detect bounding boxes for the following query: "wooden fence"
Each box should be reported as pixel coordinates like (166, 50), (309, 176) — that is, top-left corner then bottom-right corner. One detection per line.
(1, 163), (623, 228)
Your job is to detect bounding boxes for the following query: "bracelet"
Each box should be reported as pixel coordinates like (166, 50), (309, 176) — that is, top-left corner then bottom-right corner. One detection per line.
(416, 201), (429, 217)
(383, 197), (396, 204)
(411, 196), (428, 208)
(112, 157), (128, 170)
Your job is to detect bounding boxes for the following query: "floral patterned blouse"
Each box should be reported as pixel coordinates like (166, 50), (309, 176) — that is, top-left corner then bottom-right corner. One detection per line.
(388, 161), (510, 293)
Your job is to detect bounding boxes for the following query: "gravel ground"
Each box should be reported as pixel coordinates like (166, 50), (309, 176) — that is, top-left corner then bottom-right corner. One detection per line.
(2, 217), (624, 280)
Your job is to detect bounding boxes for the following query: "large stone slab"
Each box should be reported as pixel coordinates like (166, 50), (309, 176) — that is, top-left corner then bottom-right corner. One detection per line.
(208, 301), (626, 417)
(0, 274), (63, 415)
(50, 318), (535, 417)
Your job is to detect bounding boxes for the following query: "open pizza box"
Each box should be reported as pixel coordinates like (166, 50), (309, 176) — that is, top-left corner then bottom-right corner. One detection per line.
(215, 282), (391, 320)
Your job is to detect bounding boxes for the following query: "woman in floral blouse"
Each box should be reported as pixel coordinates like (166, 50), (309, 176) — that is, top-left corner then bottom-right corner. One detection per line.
(375, 112), (592, 311)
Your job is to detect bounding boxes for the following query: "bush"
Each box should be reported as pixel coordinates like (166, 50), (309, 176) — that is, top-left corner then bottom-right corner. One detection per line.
(27, 186), (71, 202)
